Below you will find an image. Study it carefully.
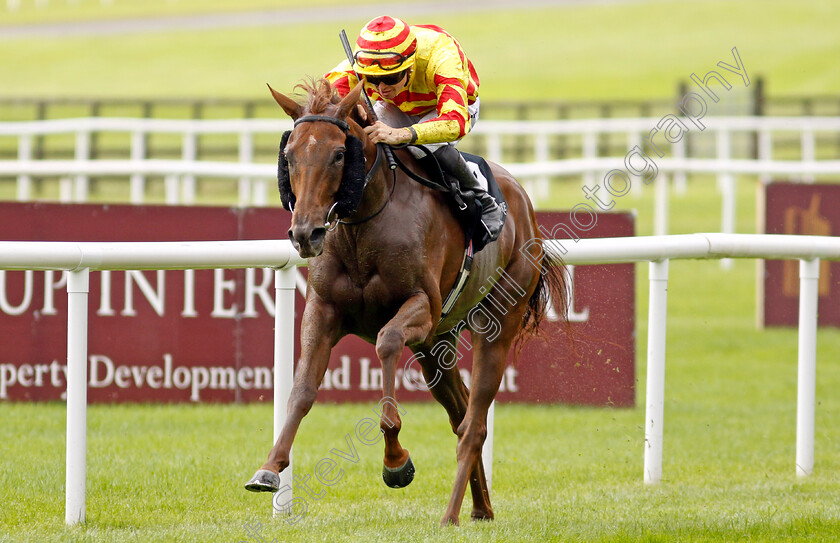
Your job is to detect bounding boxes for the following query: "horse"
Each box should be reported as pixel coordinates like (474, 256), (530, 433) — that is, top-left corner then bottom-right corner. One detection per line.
(245, 78), (567, 526)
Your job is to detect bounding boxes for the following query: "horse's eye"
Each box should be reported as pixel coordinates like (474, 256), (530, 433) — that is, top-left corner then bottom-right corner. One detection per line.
(335, 150), (345, 164)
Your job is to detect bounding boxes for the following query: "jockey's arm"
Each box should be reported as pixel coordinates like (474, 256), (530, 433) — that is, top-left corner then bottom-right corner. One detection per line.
(324, 60), (359, 96)
(404, 43), (473, 146)
(324, 49), (473, 147)
(325, 64), (412, 146)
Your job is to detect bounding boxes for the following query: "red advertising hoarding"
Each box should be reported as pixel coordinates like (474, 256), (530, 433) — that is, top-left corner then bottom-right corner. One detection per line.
(764, 183), (840, 327)
(0, 203), (635, 405)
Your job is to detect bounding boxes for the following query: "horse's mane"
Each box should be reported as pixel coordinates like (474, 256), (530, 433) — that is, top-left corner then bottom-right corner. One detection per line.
(292, 78), (370, 127)
(292, 78), (340, 114)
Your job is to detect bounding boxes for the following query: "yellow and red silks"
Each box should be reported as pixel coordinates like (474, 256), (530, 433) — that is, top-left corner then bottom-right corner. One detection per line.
(326, 24), (480, 146)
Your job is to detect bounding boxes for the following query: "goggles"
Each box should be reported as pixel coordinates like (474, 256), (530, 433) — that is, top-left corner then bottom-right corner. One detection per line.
(354, 49), (415, 72)
(365, 70), (409, 87)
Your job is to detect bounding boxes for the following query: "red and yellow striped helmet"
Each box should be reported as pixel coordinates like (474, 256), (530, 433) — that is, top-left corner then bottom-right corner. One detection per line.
(353, 16), (417, 76)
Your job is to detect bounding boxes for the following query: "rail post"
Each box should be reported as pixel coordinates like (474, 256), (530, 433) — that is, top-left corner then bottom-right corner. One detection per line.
(644, 259), (669, 484)
(16, 134), (32, 201)
(796, 258), (820, 477)
(74, 131), (90, 203)
(716, 129), (734, 269)
(65, 268), (90, 525)
(273, 267), (297, 513)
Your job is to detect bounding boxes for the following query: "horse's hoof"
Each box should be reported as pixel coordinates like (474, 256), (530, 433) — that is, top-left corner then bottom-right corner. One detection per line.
(244, 469), (280, 492)
(440, 515), (460, 527)
(382, 456), (415, 488)
(471, 509), (494, 521)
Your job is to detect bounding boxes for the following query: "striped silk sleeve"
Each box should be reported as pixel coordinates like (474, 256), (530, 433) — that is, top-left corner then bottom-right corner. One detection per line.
(410, 39), (473, 145)
(324, 60), (359, 97)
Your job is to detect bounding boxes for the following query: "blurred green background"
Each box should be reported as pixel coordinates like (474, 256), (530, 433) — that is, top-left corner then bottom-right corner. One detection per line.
(1, 0), (839, 100)
(2, 2), (840, 542)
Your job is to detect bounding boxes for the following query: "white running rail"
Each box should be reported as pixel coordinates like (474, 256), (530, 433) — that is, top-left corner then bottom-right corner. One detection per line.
(2, 116), (840, 235)
(1, 232), (839, 524)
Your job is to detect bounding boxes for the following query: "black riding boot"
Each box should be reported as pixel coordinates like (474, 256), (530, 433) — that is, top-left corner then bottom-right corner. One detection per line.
(433, 145), (504, 243)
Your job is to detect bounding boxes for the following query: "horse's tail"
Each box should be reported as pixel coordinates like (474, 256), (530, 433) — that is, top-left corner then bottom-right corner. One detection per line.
(514, 238), (571, 356)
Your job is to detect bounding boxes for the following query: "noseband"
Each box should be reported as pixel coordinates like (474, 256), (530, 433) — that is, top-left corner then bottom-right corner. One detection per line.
(292, 115), (387, 230)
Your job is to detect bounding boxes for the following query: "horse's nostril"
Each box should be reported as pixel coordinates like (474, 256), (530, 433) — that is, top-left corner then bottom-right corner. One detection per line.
(287, 229), (294, 241)
(310, 227), (327, 247)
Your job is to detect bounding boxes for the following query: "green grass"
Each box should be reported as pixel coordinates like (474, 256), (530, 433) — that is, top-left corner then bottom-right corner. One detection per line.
(1, 0), (839, 100)
(2, 2), (840, 541)
(3, 178), (840, 541)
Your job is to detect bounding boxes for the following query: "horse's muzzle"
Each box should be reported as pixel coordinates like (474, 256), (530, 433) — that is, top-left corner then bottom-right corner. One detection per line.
(288, 224), (326, 258)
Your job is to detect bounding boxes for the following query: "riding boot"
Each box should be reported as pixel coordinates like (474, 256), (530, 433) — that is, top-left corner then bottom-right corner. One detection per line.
(433, 145), (505, 243)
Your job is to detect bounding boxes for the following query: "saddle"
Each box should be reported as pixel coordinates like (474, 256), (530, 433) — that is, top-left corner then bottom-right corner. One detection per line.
(393, 148), (508, 254)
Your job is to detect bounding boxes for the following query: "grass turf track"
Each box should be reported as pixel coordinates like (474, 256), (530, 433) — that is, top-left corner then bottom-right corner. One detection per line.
(3, 179), (840, 542)
(2, 1), (840, 541)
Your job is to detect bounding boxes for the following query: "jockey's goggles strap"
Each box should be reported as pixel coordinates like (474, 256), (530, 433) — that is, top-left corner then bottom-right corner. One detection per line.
(294, 115), (349, 132)
(354, 49), (414, 71)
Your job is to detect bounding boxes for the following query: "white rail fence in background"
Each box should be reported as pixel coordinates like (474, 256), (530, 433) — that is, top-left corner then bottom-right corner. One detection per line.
(2, 117), (840, 236)
(6, 0), (114, 10)
(2, 233), (838, 525)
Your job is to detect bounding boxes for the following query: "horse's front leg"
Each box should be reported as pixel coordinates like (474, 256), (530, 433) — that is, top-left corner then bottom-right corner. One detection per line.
(376, 292), (434, 488)
(245, 296), (340, 492)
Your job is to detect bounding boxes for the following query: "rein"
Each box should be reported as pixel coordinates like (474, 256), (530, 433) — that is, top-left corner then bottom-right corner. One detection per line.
(330, 167), (395, 229)
(390, 145), (467, 211)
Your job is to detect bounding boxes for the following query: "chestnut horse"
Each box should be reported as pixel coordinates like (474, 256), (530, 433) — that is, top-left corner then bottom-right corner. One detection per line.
(246, 79), (566, 526)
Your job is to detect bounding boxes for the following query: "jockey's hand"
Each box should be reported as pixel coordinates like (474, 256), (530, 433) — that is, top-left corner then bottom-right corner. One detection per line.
(363, 121), (412, 146)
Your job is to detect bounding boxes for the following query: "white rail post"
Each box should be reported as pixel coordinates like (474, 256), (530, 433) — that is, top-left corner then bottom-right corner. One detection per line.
(534, 132), (550, 200)
(17, 133), (32, 201)
(801, 129), (816, 184)
(273, 267), (297, 513)
(796, 258), (820, 477)
(486, 133), (502, 165)
(74, 131), (90, 203)
(716, 130), (734, 269)
(653, 173), (669, 236)
(628, 132), (643, 196)
(758, 129), (772, 186)
(182, 132), (197, 205)
(644, 259), (669, 484)
(482, 400), (495, 496)
(672, 138), (687, 195)
(65, 268), (90, 525)
(130, 131), (146, 204)
(582, 131), (597, 189)
(239, 132), (254, 207)
(164, 175), (180, 205)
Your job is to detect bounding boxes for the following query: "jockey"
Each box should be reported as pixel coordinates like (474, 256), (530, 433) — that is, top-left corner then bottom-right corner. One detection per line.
(325, 15), (505, 242)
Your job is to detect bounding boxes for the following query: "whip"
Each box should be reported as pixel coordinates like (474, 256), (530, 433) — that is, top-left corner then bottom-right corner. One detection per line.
(340, 29), (397, 170)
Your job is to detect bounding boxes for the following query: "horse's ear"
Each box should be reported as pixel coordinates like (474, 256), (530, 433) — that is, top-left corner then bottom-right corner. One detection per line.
(336, 82), (364, 121)
(267, 83), (303, 120)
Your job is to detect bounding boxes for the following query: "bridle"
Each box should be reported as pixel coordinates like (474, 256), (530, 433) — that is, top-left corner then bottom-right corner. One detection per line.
(291, 115), (391, 231)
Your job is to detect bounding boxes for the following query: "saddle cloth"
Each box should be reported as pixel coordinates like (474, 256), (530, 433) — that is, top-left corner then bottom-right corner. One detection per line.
(418, 151), (508, 253)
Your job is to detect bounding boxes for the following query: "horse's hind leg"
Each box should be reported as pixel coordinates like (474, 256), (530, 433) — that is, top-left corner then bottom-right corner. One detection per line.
(440, 261), (540, 526)
(415, 337), (494, 521)
(375, 293), (434, 488)
(438, 333), (507, 526)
